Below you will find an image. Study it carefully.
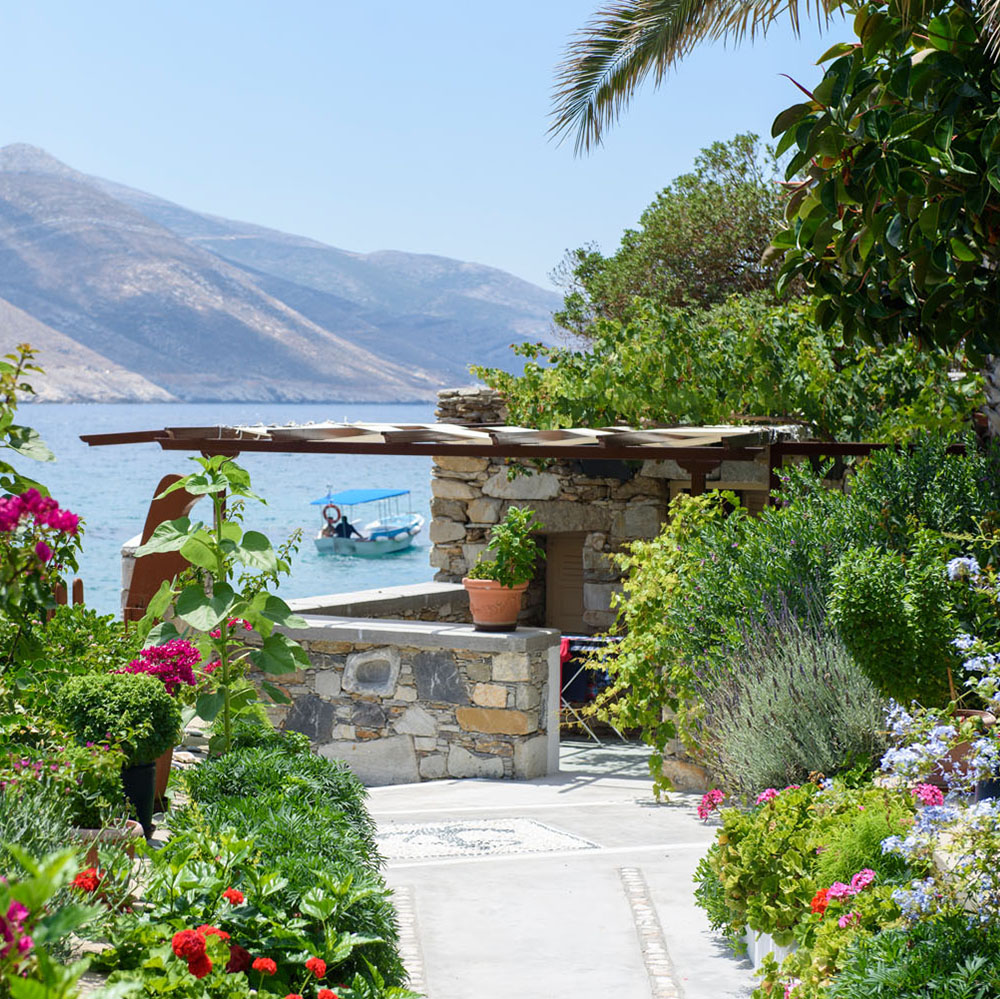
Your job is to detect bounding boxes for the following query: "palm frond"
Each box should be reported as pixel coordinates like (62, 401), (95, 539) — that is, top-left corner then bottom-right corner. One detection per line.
(550, 0), (833, 155)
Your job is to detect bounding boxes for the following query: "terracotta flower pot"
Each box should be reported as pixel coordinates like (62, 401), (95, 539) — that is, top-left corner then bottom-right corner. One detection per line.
(929, 708), (996, 789)
(463, 578), (528, 632)
(71, 819), (145, 868)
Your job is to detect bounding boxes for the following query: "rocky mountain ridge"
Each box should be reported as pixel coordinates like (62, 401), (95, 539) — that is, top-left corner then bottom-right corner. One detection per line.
(0, 144), (560, 402)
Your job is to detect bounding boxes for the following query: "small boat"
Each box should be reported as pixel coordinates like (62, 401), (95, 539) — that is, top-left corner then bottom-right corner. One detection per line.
(312, 487), (425, 558)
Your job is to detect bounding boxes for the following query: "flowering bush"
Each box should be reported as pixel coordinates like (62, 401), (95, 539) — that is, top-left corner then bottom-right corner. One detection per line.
(0, 741), (125, 828)
(117, 638), (203, 698)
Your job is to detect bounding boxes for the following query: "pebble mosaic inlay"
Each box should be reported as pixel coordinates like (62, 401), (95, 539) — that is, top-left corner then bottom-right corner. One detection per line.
(377, 817), (597, 860)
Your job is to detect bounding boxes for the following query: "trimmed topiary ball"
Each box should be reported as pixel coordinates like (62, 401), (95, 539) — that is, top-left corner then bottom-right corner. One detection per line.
(57, 672), (182, 765)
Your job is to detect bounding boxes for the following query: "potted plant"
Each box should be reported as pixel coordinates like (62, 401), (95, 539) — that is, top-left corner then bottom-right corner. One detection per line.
(463, 506), (544, 631)
(56, 672), (182, 837)
(117, 637), (203, 809)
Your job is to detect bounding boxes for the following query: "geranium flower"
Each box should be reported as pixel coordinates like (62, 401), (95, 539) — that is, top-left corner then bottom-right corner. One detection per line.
(221, 887), (244, 905)
(225, 943), (252, 974)
(318, 990), (339, 999)
(697, 789), (725, 820)
(197, 924), (230, 942)
(827, 881), (853, 900)
(849, 869), (876, 893)
(305, 956), (327, 977)
(838, 911), (861, 928)
(755, 788), (779, 805)
(172, 929), (207, 960)
(284, 994), (303, 999)
(252, 957), (277, 975)
(810, 888), (829, 915)
(911, 783), (945, 806)
(71, 868), (102, 893)
(187, 953), (213, 979)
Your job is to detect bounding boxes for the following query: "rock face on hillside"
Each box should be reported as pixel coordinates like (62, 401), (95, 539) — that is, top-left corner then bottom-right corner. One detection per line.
(0, 144), (560, 402)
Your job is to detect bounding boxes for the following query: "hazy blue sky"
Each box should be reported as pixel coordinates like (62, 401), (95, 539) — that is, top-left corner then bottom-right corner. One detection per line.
(0, 1), (835, 290)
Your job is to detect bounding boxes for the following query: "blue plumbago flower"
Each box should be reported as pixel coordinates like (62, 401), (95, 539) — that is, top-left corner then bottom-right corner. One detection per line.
(880, 835), (903, 855)
(953, 633), (976, 652)
(885, 701), (916, 738)
(893, 878), (938, 920)
(913, 803), (961, 834)
(947, 556), (981, 581)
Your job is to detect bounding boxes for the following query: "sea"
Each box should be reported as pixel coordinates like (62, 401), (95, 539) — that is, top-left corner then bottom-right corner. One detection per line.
(16, 402), (438, 616)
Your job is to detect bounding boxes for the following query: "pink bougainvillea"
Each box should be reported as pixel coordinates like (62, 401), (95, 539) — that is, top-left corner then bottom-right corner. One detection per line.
(117, 639), (201, 696)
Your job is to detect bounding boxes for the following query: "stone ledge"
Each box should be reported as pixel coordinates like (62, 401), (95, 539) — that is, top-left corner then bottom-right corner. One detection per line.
(287, 582), (467, 618)
(283, 614), (561, 654)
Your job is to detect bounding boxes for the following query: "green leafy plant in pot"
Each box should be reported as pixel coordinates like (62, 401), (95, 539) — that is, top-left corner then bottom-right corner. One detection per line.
(56, 672), (181, 838)
(463, 506), (544, 631)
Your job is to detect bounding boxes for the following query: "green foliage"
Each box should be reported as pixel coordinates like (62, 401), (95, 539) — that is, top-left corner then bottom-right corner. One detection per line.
(694, 613), (887, 795)
(56, 672), (182, 765)
(0, 343), (54, 496)
(814, 795), (914, 888)
(183, 745), (373, 848)
(552, 134), (784, 330)
(0, 783), (73, 878)
(827, 916), (1000, 999)
(772, 0), (1000, 361)
(474, 294), (975, 441)
(692, 843), (746, 954)
(223, 716), (311, 755)
(29, 604), (143, 674)
(466, 505), (544, 587)
(0, 742), (127, 829)
(828, 535), (958, 705)
(135, 454), (310, 753)
(0, 848), (100, 999)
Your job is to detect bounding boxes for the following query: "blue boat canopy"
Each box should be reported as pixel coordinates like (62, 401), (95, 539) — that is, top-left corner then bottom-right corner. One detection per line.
(310, 488), (410, 506)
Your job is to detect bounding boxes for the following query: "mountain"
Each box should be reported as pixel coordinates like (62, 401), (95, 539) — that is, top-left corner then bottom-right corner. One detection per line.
(0, 144), (561, 402)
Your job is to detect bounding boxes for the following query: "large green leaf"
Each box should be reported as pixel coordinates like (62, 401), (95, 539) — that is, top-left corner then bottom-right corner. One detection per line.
(234, 530), (278, 572)
(179, 531), (219, 571)
(249, 632), (308, 675)
(4, 425), (55, 462)
(136, 518), (192, 557)
(175, 582), (236, 632)
(196, 690), (224, 721)
(258, 594), (307, 629)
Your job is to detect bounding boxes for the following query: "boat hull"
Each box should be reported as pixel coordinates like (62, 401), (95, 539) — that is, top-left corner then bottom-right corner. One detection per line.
(314, 534), (418, 558)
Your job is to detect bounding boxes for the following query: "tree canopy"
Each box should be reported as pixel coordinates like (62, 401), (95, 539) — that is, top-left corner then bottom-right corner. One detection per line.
(772, 0), (1000, 363)
(553, 133), (784, 335)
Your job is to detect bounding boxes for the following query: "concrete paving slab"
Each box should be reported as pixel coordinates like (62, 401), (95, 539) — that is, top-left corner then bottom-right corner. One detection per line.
(369, 740), (754, 999)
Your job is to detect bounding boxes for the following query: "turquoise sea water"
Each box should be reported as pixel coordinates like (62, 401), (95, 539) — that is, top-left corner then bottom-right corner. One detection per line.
(17, 403), (438, 616)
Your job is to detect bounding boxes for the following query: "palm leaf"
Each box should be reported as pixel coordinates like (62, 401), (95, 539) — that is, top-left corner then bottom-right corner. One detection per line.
(550, 0), (834, 155)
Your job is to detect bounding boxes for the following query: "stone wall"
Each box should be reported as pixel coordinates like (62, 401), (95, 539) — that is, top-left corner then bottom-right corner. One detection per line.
(287, 582), (470, 623)
(430, 388), (776, 631)
(266, 616), (560, 785)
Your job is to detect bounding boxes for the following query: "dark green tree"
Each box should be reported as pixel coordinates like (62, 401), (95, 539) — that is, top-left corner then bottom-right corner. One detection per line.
(770, 0), (1000, 432)
(553, 133), (784, 334)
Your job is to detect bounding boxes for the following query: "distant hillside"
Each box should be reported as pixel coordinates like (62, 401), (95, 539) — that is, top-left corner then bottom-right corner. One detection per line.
(0, 144), (561, 402)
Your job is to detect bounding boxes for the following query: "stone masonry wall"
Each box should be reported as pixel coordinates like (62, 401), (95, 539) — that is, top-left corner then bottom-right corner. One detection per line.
(431, 388), (774, 631)
(264, 618), (560, 785)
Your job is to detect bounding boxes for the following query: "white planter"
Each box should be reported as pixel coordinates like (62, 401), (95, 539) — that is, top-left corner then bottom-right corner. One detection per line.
(742, 928), (797, 969)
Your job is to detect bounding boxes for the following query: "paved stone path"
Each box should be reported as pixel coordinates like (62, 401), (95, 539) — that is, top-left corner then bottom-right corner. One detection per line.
(369, 740), (754, 999)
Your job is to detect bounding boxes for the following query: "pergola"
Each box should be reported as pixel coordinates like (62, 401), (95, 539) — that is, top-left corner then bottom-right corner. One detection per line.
(80, 419), (896, 495)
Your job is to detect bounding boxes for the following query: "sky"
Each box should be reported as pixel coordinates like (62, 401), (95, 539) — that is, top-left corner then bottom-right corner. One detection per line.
(0, 1), (837, 291)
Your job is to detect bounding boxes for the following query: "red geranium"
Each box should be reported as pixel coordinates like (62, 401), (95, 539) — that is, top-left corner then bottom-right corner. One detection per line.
(197, 924), (231, 942)
(810, 888), (830, 915)
(305, 956), (327, 978)
(187, 953), (213, 979)
(172, 929), (207, 960)
(284, 994), (303, 999)
(318, 990), (340, 999)
(225, 943), (252, 974)
(221, 887), (244, 905)
(71, 868), (102, 893)
(252, 956), (277, 975)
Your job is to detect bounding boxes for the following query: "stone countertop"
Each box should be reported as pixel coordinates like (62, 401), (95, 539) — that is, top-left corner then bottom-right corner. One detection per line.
(284, 615), (561, 653)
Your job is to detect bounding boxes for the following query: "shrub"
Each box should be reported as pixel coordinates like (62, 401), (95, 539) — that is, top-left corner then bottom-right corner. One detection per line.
(169, 798), (401, 985)
(56, 672), (181, 765)
(225, 715), (311, 755)
(0, 783), (72, 878)
(828, 535), (958, 706)
(693, 611), (887, 796)
(184, 745), (373, 847)
(827, 916), (1000, 999)
(0, 742), (126, 829)
(466, 505), (544, 587)
(24, 604), (142, 674)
